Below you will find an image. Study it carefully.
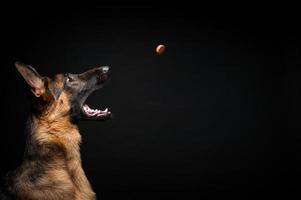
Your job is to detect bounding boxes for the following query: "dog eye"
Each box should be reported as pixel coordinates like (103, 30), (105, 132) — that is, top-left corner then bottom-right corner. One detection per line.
(66, 75), (74, 83)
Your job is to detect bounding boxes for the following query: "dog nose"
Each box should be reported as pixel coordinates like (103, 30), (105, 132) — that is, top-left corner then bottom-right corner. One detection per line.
(100, 66), (110, 74)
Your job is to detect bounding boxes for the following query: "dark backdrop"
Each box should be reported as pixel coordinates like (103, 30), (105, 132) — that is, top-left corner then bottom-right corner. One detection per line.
(0, 4), (300, 200)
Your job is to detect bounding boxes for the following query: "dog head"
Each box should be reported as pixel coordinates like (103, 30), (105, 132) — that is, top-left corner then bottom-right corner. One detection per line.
(15, 62), (112, 122)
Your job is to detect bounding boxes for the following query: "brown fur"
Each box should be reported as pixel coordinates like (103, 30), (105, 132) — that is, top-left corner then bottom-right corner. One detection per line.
(3, 63), (111, 200)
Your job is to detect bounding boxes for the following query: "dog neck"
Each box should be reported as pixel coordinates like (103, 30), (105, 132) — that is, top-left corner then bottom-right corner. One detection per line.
(26, 113), (82, 150)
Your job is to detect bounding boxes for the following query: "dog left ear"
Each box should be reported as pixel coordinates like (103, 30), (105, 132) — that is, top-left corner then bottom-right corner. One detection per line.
(15, 62), (45, 97)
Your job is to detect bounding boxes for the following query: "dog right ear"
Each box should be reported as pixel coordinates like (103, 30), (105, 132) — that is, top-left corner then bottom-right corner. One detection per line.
(15, 62), (45, 97)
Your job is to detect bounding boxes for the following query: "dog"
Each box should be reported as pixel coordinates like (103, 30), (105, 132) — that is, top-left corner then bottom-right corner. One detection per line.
(0, 62), (111, 200)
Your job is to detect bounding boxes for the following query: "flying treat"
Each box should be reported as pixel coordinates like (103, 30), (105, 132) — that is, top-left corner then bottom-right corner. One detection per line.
(156, 44), (166, 54)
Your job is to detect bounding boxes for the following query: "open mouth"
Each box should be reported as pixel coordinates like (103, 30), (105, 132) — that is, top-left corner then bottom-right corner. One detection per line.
(80, 85), (112, 120)
(79, 89), (112, 120)
(82, 104), (111, 119)
(77, 65), (111, 120)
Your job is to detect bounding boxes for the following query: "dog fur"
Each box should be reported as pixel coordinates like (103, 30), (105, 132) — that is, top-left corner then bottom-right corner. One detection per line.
(0, 62), (111, 200)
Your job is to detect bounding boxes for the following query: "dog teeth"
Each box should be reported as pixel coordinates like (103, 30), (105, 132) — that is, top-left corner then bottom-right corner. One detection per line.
(83, 104), (110, 117)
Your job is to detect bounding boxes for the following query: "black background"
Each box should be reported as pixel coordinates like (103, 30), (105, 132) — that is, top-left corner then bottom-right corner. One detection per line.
(0, 3), (300, 199)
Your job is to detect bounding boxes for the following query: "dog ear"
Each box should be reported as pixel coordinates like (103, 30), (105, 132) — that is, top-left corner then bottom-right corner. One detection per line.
(15, 62), (45, 97)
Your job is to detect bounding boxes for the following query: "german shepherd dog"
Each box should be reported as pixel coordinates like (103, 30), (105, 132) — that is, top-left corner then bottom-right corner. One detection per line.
(0, 62), (111, 200)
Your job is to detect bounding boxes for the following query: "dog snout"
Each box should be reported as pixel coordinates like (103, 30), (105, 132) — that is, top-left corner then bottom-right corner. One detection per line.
(99, 66), (110, 75)
(96, 66), (110, 84)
